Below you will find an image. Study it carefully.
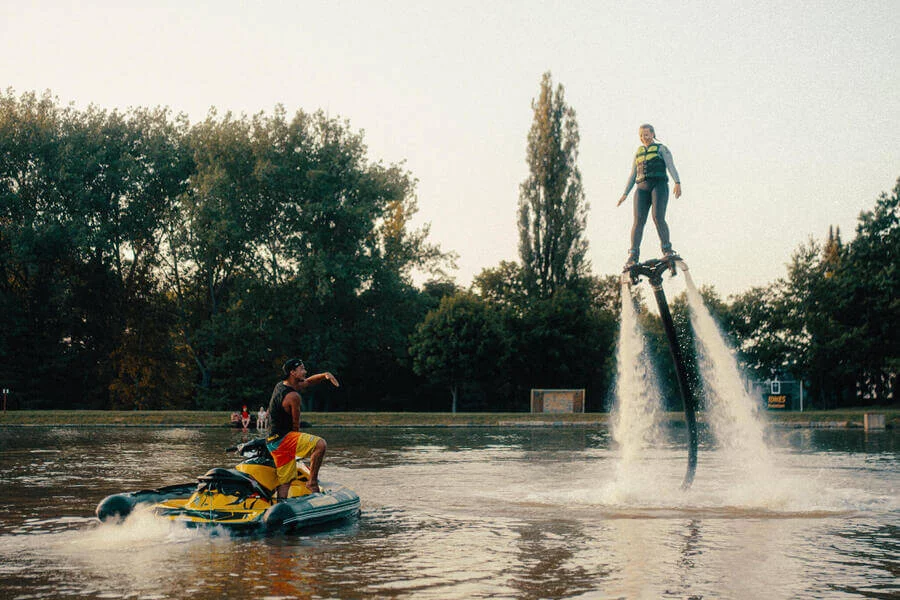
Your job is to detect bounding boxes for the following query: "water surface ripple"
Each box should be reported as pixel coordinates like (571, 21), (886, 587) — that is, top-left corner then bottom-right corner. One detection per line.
(0, 426), (897, 599)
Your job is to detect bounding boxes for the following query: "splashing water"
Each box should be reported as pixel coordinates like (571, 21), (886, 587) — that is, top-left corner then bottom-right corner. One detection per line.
(611, 282), (663, 468)
(610, 265), (785, 506)
(607, 265), (849, 515)
(682, 268), (775, 480)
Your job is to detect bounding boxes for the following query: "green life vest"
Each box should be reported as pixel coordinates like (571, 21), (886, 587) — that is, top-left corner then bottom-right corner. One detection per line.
(634, 144), (667, 183)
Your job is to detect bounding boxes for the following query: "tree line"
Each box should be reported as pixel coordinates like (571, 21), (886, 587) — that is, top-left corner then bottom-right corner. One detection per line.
(1, 81), (897, 412)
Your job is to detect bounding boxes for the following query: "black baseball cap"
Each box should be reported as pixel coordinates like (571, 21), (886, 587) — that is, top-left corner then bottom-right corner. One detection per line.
(282, 358), (305, 375)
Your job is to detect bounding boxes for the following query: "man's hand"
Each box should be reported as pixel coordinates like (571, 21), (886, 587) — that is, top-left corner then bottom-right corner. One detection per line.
(673, 183), (682, 199)
(324, 372), (340, 387)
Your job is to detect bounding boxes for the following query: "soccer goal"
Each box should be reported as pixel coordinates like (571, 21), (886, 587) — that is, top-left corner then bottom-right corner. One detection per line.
(530, 389), (585, 413)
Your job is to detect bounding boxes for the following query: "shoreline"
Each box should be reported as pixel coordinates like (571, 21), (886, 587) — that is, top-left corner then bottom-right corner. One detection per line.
(0, 409), (897, 429)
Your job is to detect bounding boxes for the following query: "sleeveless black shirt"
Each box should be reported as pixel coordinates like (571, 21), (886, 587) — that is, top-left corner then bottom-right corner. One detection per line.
(268, 381), (298, 437)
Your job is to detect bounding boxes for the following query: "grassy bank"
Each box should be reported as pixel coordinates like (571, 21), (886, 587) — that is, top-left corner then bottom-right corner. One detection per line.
(0, 408), (897, 428)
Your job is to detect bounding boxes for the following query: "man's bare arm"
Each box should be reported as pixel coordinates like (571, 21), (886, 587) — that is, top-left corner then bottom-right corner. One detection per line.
(296, 372), (340, 391)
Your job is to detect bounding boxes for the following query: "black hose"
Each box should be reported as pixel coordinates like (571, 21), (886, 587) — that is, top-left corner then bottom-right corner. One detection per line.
(650, 281), (698, 489)
(628, 258), (699, 489)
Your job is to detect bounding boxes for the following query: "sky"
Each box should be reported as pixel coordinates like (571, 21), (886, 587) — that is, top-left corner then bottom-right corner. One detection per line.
(3, 0), (899, 297)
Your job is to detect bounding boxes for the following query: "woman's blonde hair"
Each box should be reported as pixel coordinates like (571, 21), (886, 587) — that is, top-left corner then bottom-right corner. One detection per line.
(639, 123), (656, 138)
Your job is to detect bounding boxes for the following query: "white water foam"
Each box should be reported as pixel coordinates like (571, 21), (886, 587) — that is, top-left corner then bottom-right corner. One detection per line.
(608, 267), (778, 506)
(610, 282), (664, 477)
(0, 505), (225, 593)
(611, 282), (664, 465)
(587, 268), (894, 517)
(682, 268), (774, 483)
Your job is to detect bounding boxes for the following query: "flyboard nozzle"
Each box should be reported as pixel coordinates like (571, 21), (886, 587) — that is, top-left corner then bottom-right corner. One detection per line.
(662, 253), (684, 277)
(627, 256), (674, 286)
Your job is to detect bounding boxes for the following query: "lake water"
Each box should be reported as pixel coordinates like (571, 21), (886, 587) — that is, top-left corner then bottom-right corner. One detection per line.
(0, 425), (897, 599)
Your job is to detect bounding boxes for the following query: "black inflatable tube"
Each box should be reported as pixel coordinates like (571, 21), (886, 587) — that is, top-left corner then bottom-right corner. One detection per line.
(95, 483), (197, 521)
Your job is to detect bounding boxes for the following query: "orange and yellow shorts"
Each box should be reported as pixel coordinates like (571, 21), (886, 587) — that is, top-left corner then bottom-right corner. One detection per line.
(266, 431), (322, 485)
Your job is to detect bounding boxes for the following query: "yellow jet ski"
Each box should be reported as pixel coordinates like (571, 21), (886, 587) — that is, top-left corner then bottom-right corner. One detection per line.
(95, 438), (359, 532)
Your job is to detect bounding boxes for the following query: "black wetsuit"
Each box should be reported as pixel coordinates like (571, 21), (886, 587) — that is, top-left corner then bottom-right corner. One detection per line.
(622, 143), (680, 259)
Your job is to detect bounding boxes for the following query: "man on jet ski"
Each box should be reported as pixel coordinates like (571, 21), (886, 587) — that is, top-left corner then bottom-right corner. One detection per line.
(266, 358), (340, 499)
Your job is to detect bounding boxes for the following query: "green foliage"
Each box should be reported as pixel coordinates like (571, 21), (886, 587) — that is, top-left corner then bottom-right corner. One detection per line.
(467, 269), (619, 411)
(718, 179), (900, 407)
(503, 286), (617, 411)
(3, 87), (897, 412)
(0, 91), (450, 410)
(518, 72), (589, 299)
(149, 106), (454, 409)
(409, 292), (507, 412)
(0, 91), (194, 407)
(829, 179), (899, 404)
(472, 260), (528, 311)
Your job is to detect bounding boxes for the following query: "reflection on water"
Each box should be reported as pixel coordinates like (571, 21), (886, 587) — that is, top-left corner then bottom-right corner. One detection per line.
(0, 425), (897, 599)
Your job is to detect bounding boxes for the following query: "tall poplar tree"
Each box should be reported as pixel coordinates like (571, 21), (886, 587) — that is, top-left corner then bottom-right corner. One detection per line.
(518, 71), (589, 298)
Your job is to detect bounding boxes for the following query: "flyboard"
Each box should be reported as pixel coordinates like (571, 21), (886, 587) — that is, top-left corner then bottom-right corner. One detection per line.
(622, 255), (698, 489)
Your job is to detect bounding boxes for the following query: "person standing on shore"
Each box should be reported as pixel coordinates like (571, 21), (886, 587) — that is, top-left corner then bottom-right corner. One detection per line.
(617, 123), (682, 269)
(266, 358), (339, 498)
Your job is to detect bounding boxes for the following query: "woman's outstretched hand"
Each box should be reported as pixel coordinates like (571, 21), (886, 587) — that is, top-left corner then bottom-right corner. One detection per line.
(617, 194), (627, 207)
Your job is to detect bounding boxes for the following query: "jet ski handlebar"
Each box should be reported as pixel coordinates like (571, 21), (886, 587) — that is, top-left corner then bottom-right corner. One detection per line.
(225, 437), (269, 455)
